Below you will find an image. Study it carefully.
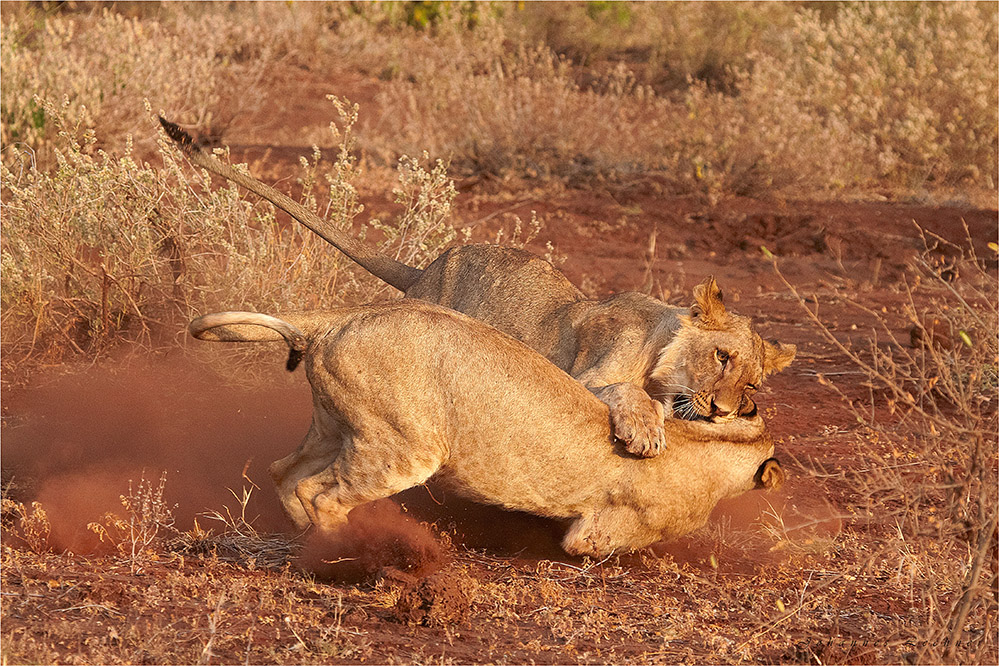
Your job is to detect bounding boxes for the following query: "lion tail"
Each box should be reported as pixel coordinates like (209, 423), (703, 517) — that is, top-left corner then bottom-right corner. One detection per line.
(189, 311), (329, 371)
(158, 116), (422, 292)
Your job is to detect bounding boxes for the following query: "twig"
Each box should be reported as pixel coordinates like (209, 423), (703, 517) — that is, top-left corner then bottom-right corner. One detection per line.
(53, 603), (123, 615)
(738, 571), (845, 649)
(944, 511), (998, 658)
(283, 615), (311, 654)
(198, 593), (226, 666)
(766, 250), (974, 436)
(460, 199), (536, 231)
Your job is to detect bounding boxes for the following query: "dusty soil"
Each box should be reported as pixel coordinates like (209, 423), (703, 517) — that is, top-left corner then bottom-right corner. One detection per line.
(2, 63), (996, 664)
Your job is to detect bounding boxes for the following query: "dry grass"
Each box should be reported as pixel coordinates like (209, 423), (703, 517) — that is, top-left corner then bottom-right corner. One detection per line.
(1, 3), (997, 664)
(766, 234), (998, 663)
(0, 4), (268, 164)
(3, 2), (995, 196)
(4, 483), (988, 663)
(0, 95), (461, 381)
(369, 2), (997, 196)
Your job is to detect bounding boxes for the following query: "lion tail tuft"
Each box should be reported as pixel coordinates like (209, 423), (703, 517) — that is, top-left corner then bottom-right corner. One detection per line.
(158, 116), (201, 155)
(286, 347), (305, 372)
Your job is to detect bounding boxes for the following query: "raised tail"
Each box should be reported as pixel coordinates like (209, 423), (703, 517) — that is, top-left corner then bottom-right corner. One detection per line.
(190, 311), (311, 371)
(159, 116), (423, 292)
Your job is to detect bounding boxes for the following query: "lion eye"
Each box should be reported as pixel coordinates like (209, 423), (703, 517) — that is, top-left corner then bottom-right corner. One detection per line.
(746, 383), (758, 394)
(715, 349), (730, 366)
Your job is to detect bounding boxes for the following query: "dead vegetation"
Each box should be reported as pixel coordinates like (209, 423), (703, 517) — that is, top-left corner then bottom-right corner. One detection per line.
(763, 232), (998, 663)
(1, 2), (997, 664)
(0, 96), (460, 380)
(4, 2), (995, 194)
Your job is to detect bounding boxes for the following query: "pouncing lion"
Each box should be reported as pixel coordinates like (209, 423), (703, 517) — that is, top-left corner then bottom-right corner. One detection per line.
(160, 117), (795, 457)
(190, 301), (785, 556)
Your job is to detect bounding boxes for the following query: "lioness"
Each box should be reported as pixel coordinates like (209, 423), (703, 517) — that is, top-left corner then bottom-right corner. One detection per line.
(160, 117), (795, 456)
(190, 301), (785, 556)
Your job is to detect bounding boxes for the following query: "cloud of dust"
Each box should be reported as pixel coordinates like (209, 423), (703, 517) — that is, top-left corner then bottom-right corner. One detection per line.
(1, 357), (576, 566)
(1, 359), (313, 552)
(296, 500), (446, 583)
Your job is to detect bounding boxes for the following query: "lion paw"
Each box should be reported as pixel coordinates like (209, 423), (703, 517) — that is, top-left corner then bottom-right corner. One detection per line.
(592, 384), (666, 458)
(621, 422), (666, 458)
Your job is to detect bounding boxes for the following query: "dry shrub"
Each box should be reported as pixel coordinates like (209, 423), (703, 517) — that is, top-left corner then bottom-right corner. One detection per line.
(510, 1), (800, 92)
(3, 3), (994, 198)
(379, 22), (850, 196)
(0, 498), (51, 554)
(170, 481), (297, 570)
(86, 472), (298, 575)
(272, 96), (461, 301)
(542, 1), (998, 193)
(677, 72), (866, 199)
(771, 235), (998, 663)
(375, 20), (659, 181)
(86, 471), (176, 572)
(764, 2), (998, 191)
(0, 96), (460, 378)
(374, 2), (996, 197)
(1, 100), (325, 372)
(0, 6), (267, 164)
(370, 153), (459, 270)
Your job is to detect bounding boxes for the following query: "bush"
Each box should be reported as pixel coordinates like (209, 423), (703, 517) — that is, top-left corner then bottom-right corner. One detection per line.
(1, 6), (266, 163)
(3, 2), (995, 198)
(375, 2), (997, 195)
(765, 2), (999, 190)
(377, 25), (671, 182)
(0, 98), (460, 377)
(771, 236), (998, 662)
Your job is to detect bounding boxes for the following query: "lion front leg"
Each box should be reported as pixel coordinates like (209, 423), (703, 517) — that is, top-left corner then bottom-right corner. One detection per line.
(588, 382), (667, 458)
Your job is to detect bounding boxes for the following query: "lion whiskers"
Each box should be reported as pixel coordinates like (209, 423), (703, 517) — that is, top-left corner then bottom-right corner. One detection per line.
(676, 400), (701, 421)
(661, 390), (702, 421)
(653, 383), (696, 416)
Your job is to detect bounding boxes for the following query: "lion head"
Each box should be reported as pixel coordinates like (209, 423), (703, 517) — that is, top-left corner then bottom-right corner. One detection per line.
(648, 278), (796, 421)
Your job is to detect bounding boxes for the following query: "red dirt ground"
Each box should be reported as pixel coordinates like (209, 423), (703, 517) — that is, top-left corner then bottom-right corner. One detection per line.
(2, 63), (996, 664)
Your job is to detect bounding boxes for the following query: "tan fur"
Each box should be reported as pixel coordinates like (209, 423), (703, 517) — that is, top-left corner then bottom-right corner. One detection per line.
(161, 118), (795, 456)
(190, 301), (783, 557)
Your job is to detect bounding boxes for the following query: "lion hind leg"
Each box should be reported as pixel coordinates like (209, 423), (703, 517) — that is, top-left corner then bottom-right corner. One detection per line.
(296, 433), (446, 534)
(295, 466), (347, 531)
(270, 423), (346, 530)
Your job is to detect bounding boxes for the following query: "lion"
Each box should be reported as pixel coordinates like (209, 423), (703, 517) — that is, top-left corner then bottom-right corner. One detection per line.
(160, 117), (796, 457)
(190, 300), (785, 556)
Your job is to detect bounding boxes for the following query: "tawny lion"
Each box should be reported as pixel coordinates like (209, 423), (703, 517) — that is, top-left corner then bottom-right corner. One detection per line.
(160, 117), (796, 459)
(190, 300), (784, 556)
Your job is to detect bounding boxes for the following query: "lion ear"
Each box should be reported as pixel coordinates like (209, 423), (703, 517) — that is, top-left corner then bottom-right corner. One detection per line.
(690, 277), (727, 327)
(763, 340), (796, 376)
